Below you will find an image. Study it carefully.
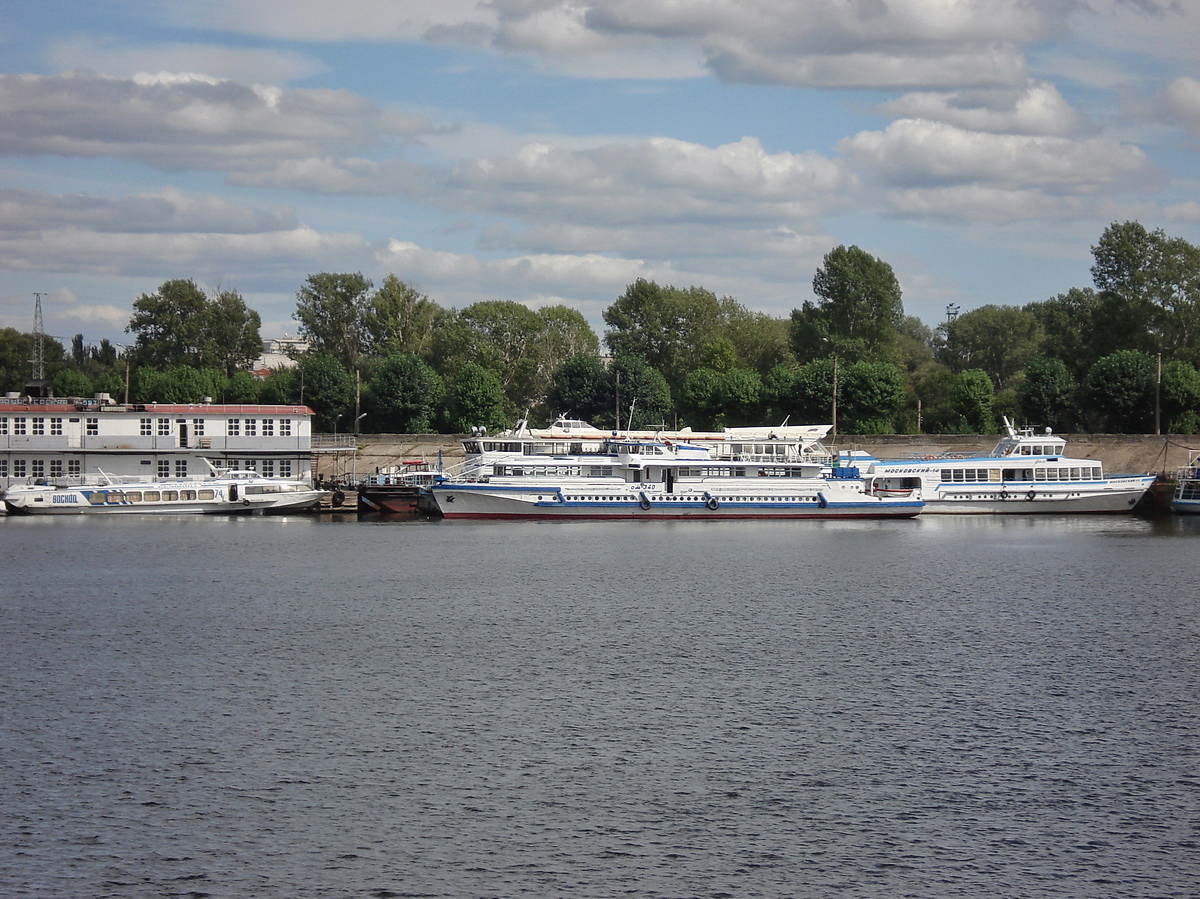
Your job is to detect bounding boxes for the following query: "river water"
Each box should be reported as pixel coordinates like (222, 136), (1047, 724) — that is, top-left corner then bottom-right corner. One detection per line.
(2, 513), (1197, 898)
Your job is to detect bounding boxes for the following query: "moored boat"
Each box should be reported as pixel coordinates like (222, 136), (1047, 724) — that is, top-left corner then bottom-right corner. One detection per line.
(357, 460), (442, 515)
(3, 467), (323, 515)
(1170, 455), (1200, 514)
(429, 436), (922, 520)
(841, 418), (1154, 514)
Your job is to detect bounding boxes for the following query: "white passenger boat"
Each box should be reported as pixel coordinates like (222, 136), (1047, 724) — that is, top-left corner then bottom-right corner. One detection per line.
(1170, 455), (1200, 514)
(840, 418), (1154, 514)
(3, 467), (323, 515)
(428, 437), (922, 520)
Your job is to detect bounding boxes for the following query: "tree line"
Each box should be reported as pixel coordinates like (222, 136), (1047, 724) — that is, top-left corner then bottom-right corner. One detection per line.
(3, 221), (1199, 435)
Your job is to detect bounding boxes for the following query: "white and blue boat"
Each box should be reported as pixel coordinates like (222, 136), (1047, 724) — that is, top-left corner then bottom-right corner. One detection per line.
(428, 436), (922, 520)
(1170, 455), (1200, 514)
(840, 418), (1154, 514)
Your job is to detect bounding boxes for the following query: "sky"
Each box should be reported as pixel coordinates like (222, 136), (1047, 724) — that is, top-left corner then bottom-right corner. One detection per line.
(2, 0), (1199, 354)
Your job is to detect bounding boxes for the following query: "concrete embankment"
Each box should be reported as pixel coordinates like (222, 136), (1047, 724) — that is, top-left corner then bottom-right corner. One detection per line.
(321, 432), (1200, 483)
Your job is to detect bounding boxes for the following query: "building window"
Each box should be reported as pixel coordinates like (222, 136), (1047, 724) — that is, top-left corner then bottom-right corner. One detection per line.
(68, 460), (80, 477)
(32, 459), (45, 478)
(158, 419), (171, 436)
(227, 419), (240, 436)
(140, 418), (152, 436)
(279, 460), (292, 477)
(13, 418), (27, 435)
(32, 418), (45, 436)
(50, 417), (64, 436)
(13, 459), (26, 477)
(261, 460), (275, 477)
(175, 460), (188, 477)
(244, 418), (257, 436)
(262, 419), (274, 437)
(158, 460), (170, 477)
(192, 418), (205, 436)
(49, 459), (64, 477)
(0, 459), (7, 477)
(280, 419), (292, 437)
(86, 417), (99, 436)
(0, 417), (7, 435)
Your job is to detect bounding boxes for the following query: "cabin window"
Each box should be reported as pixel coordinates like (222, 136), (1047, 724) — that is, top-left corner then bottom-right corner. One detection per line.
(175, 460), (188, 477)
(1070, 467), (1080, 480)
(68, 460), (80, 476)
(50, 417), (63, 436)
(227, 419), (240, 436)
(143, 491), (160, 502)
(140, 418), (152, 436)
(161, 490), (178, 501)
(181, 490), (197, 500)
(88, 491), (107, 505)
(125, 492), (142, 503)
(198, 489), (216, 500)
(85, 417), (99, 436)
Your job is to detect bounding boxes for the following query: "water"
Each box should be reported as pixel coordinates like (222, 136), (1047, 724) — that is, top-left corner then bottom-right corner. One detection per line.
(2, 514), (1198, 898)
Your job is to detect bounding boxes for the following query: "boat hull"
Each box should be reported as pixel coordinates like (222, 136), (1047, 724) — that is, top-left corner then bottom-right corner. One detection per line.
(3, 481), (322, 515)
(917, 479), (1154, 514)
(431, 484), (922, 520)
(357, 485), (423, 515)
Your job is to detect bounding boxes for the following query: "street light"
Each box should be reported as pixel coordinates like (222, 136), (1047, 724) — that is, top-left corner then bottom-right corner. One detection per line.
(352, 413), (367, 483)
(355, 412), (367, 435)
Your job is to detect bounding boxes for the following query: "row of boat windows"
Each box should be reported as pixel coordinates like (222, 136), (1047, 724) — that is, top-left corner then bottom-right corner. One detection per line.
(86, 489), (220, 504)
(0, 417), (294, 437)
(941, 466), (1102, 482)
(495, 464), (815, 478)
(561, 495), (820, 503)
(0, 459), (294, 479)
(1011, 444), (1066, 455)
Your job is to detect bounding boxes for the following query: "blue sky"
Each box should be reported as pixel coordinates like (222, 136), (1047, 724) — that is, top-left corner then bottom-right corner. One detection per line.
(2, 0), (1198, 351)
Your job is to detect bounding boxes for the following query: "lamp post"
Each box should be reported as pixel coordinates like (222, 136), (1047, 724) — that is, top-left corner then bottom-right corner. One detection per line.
(352, 413), (367, 483)
(823, 338), (838, 442)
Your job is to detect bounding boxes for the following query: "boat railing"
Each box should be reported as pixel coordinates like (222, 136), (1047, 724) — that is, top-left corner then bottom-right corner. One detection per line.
(901, 451), (987, 461)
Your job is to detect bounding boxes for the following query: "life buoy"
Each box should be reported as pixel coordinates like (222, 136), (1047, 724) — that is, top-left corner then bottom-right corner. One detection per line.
(706, 497), (720, 511)
(332, 490), (346, 507)
(1026, 490), (1036, 501)
(639, 496), (651, 511)
(999, 490), (1008, 500)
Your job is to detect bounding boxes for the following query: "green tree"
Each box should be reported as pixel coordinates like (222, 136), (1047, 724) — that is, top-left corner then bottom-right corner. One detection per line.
(297, 354), (355, 430)
(294, 272), (374, 370)
(950, 369), (995, 433)
(791, 245), (904, 363)
(679, 367), (724, 430)
(786, 358), (837, 425)
(1081, 350), (1156, 433)
(1091, 222), (1200, 364)
(716, 368), (763, 427)
(610, 356), (673, 429)
(1161, 360), (1200, 433)
(936, 305), (1043, 388)
(225, 370), (261, 403)
(258, 368), (301, 405)
(53, 368), (92, 398)
(546, 355), (613, 424)
(761, 364), (800, 424)
(442, 363), (512, 433)
(603, 279), (727, 392)
(840, 360), (906, 434)
(127, 279), (261, 373)
(365, 275), (443, 359)
(1017, 358), (1078, 431)
(1025, 288), (1102, 379)
(365, 353), (445, 433)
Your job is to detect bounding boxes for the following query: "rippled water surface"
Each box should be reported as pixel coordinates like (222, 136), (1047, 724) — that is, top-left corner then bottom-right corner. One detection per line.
(2, 514), (1198, 897)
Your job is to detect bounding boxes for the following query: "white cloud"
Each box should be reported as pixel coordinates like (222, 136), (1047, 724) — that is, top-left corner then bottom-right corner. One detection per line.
(841, 119), (1155, 193)
(1161, 77), (1200, 137)
(879, 82), (1086, 136)
(0, 72), (434, 172)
